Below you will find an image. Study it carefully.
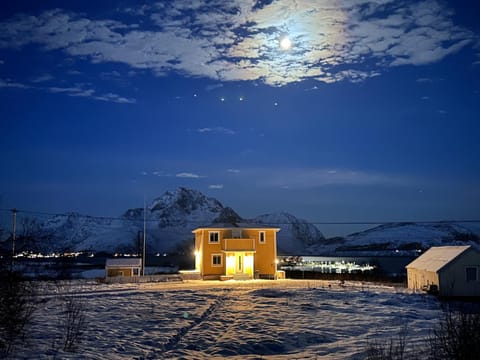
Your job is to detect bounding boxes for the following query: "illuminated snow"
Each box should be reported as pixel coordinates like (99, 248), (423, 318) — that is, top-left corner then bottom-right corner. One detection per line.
(18, 279), (442, 359)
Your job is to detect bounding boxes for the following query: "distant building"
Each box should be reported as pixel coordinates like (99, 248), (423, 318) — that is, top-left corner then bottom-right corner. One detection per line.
(406, 245), (480, 297)
(105, 258), (142, 278)
(192, 223), (282, 280)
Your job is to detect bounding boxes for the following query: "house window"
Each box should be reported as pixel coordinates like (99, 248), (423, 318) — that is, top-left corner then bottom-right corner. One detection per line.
(212, 254), (222, 267)
(259, 231), (266, 244)
(209, 231), (220, 243)
(466, 267), (478, 282)
(133, 268), (139, 276)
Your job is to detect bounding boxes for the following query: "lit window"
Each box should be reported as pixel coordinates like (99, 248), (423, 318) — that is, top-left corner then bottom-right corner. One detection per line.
(212, 254), (222, 266)
(209, 231), (219, 243)
(259, 231), (266, 243)
(466, 267), (478, 282)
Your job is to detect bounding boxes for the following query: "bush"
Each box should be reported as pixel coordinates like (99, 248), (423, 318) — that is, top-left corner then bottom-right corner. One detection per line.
(428, 309), (480, 360)
(61, 293), (87, 352)
(0, 271), (37, 356)
(365, 308), (480, 360)
(366, 325), (408, 360)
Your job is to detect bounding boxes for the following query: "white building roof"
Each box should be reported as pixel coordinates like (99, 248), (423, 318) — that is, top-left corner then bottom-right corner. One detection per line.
(405, 246), (471, 273)
(106, 258), (142, 267)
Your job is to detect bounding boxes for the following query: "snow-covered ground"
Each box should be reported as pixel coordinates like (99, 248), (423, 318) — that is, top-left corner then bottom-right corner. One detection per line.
(16, 279), (444, 359)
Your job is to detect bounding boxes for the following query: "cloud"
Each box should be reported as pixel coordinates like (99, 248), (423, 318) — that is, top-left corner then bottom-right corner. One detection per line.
(176, 172), (204, 178)
(95, 92), (136, 104)
(46, 85), (135, 103)
(246, 167), (412, 189)
(205, 83), (223, 92)
(416, 78), (433, 83)
(227, 169), (240, 173)
(197, 127), (235, 135)
(0, 78), (29, 89)
(31, 74), (54, 83)
(0, 1), (476, 86)
(153, 170), (173, 177)
(208, 184), (223, 189)
(0, 72), (135, 103)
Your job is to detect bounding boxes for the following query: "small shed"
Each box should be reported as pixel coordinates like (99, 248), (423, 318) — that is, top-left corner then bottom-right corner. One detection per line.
(406, 245), (480, 297)
(105, 258), (142, 278)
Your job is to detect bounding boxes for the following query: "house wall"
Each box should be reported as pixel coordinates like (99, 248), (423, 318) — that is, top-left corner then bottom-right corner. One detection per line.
(407, 268), (439, 291)
(195, 229), (225, 279)
(438, 250), (480, 297)
(107, 267), (134, 277)
(253, 229), (277, 277)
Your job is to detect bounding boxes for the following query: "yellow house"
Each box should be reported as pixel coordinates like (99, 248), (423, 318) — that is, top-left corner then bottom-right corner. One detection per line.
(192, 224), (281, 280)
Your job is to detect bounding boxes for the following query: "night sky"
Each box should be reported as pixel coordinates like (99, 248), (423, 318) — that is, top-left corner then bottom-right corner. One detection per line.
(1, 0), (479, 236)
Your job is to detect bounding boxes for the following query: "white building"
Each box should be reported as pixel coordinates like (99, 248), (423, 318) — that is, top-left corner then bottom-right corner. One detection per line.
(406, 245), (480, 297)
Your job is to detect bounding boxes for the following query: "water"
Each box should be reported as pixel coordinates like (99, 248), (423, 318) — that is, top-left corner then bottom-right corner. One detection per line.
(280, 255), (417, 275)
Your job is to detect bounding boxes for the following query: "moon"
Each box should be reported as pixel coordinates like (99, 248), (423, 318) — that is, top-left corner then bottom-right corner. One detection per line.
(280, 36), (292, 50)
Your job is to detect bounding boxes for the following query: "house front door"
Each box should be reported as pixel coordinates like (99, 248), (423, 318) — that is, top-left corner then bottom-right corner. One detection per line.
(236, 253), (244, 274)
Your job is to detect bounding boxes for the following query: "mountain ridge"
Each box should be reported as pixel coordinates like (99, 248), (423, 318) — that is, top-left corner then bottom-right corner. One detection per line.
(2, 188), (479, 256)
(4, 187), (326, 255)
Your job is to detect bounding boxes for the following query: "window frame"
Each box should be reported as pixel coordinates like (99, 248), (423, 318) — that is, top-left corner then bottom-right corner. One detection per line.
(211, 254), (223, 267)
(208, 231), (220, 244)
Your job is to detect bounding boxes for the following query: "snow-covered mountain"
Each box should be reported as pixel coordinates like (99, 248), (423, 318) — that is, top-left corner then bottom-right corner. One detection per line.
(306, 222), (480, 255)
(11, 188), (479, 256)
(27, 188), (325, 254)
(251, 212), (326, 254)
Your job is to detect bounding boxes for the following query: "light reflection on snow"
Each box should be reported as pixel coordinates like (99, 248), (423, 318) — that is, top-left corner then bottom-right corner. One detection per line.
(21, 280), (442, 359)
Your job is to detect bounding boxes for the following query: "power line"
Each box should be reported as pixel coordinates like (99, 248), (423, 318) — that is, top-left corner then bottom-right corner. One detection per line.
(1, 208), (479, 226)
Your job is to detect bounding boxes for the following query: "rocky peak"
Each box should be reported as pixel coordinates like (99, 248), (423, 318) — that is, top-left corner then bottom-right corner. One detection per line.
(212, 207), (244, 225)
(150, 187), (223, 214)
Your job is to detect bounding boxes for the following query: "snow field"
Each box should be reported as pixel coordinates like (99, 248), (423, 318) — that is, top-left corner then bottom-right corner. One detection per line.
(18, 280), (442, 359)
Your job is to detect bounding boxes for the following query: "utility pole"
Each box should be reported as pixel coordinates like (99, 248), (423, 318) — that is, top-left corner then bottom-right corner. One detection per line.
(142, 199), (146, 276)
(11, 208), (17, 271)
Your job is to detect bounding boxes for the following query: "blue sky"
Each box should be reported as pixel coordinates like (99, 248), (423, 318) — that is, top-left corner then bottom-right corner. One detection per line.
(1, 0), (479, 236)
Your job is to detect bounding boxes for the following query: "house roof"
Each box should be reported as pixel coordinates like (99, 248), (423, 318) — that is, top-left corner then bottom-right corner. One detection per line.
(405, 246), (471, 273)
(192, 222), (281, 232)
(106, 258), (142, 267)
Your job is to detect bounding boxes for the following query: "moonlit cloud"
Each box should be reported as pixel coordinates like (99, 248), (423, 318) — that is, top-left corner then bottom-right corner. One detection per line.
(0, 0), (476, 86)
(176, 172), (204, 179)
(0, 79), (29, 89)
(197, 127), (235, 135)
(31, 74), (54, 83)
(244, 168), (412, 189)
(205, 83), (223, 92)
(227, 169), (240, 174)
(46, 86), (136, 103)
(209, 184), (224, 189)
